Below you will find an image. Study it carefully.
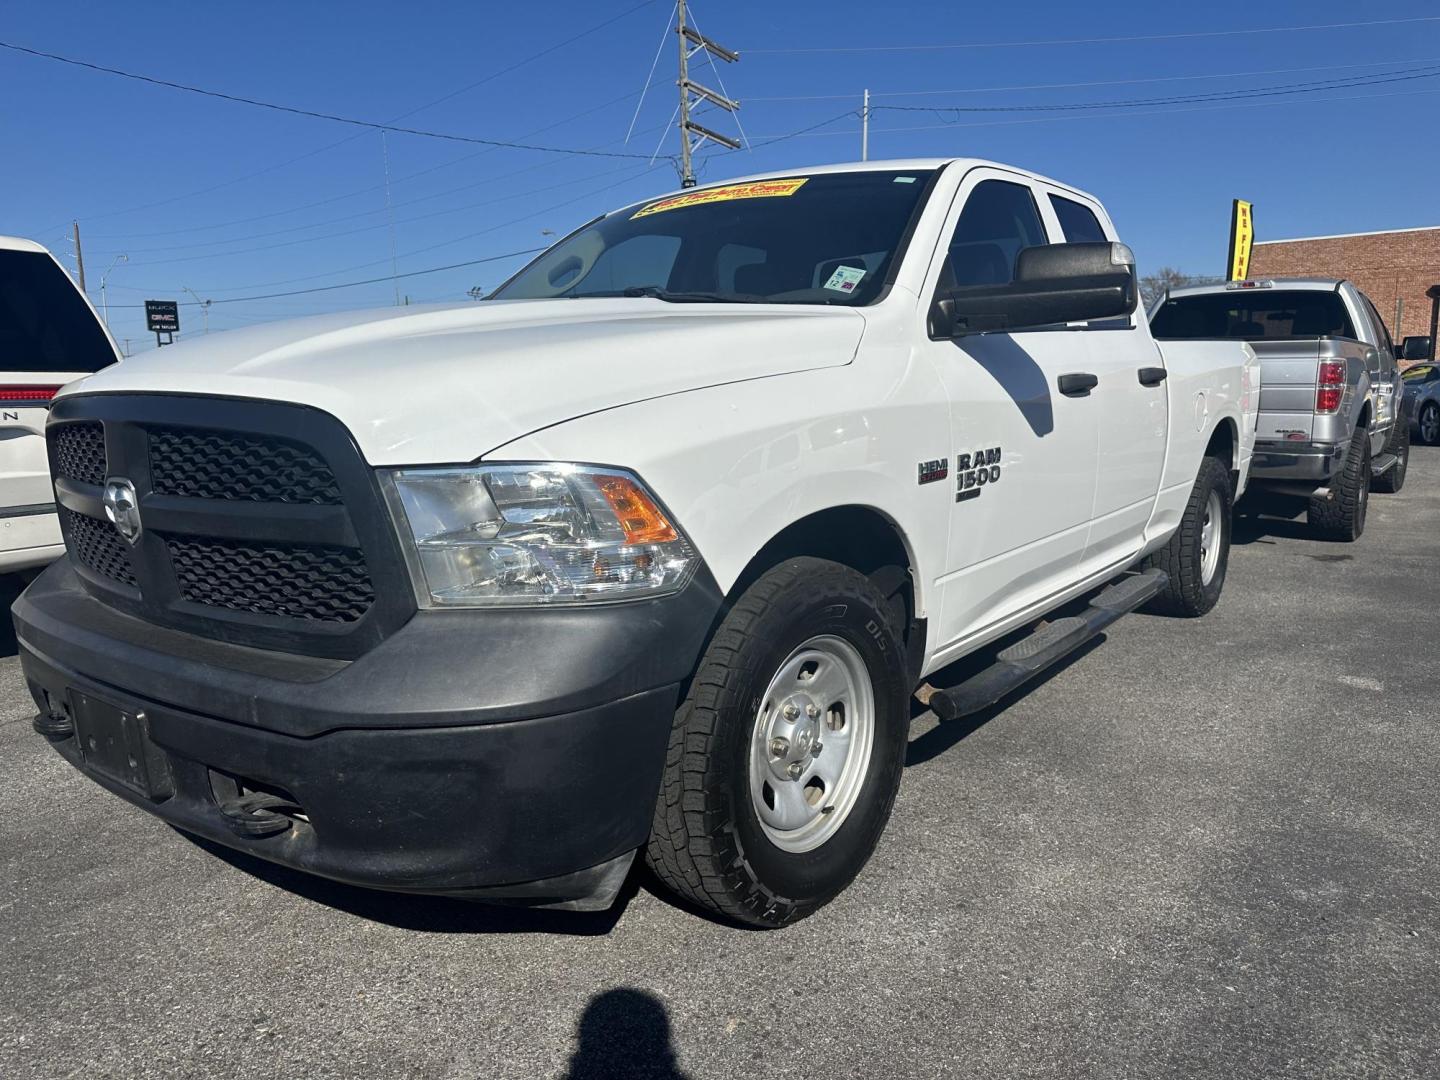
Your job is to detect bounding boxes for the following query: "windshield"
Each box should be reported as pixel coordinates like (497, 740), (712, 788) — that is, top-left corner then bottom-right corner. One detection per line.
(1151, 289), (1357, 341)
(491, 170), (935, 306)
(0, 249), (116, 373)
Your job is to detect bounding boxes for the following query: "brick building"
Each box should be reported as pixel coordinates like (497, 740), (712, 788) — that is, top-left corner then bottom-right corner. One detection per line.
(1249, 226), (1440, 345)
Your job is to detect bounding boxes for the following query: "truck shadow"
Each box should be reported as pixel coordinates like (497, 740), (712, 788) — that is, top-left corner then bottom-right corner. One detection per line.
(0, 572), (25, 659)
(178, 831), (639, 936)
(1232, 494), (1317, 545)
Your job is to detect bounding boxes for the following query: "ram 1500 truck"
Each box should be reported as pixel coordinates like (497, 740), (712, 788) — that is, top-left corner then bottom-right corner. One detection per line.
(1151, 278), (1407, 540)
(16, 160), (1259, 927)
(0, 237), (119, 572)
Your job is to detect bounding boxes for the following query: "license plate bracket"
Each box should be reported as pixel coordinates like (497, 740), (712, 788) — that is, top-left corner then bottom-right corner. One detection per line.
(68, 690), (175, 801)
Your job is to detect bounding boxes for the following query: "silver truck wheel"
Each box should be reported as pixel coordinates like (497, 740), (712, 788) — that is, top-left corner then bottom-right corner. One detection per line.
(1308, 425), (1370, 541)
(645, 557), (909, 928)
(748, 635), (876, 854)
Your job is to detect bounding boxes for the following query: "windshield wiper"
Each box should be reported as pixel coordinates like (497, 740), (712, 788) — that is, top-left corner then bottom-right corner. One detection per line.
(619, 286), (767, 304)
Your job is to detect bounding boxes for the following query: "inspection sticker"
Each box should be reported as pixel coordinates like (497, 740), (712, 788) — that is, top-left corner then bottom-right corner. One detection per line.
(631, 178), (809, 219)
(823, 265), (866, 293)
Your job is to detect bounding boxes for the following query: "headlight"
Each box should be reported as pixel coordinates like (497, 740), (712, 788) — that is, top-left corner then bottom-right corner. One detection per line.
(382, 463), (698, 606)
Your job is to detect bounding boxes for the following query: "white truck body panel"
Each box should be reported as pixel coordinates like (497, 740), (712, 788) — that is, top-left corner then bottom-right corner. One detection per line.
(56, 159), (1258, 676)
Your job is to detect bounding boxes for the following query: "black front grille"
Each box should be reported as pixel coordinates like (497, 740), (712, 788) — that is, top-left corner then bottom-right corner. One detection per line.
(54, 422), (106, 486)
(64, 509), (137, 587)
(48, 395), (412, 659)
(149, 428), (342, 504)
(166, 537), (373, 623)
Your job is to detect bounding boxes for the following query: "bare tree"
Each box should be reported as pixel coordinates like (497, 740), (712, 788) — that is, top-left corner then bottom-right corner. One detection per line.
(1140, 267), (1223, 308)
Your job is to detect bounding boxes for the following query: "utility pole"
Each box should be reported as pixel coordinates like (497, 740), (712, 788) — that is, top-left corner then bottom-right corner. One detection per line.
(100, 254), (128, 327)
(182, 286), (212, 334)
(675, 0), (740, 187)
(72, 221), (87, 294)
(862, 89), (870, 161)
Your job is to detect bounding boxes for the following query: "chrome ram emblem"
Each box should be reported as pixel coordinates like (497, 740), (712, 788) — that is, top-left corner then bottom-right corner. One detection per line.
(103, 477), (143, 545)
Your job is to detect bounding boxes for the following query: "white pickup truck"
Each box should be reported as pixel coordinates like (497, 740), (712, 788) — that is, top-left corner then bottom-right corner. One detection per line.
(17, 160), (1258, 927)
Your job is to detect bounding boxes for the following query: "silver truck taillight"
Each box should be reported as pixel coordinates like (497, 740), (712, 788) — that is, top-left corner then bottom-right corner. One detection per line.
(1316, 361), (1344, 413)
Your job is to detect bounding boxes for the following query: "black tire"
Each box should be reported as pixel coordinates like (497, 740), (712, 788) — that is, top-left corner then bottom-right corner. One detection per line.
(1308, 425), (1371, 541)
(1144, 455), (1232, 618)
(1372, 415), (1409, 494)
(1418, 402), (1440, 446)
(644, 557), (910, 928)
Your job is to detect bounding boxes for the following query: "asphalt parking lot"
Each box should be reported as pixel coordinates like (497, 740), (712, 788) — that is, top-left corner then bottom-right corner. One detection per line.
(2, 450), (1438, 1080)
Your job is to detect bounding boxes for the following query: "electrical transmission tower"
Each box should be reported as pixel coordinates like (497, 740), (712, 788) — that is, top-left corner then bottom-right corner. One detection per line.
(675, 0), (740, 187)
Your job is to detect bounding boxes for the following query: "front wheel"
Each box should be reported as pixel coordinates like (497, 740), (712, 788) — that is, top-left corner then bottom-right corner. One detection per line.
(1144, 455), (1232, 617)
(1418, 402), (1440, 446)
(645, 557), (910, 927)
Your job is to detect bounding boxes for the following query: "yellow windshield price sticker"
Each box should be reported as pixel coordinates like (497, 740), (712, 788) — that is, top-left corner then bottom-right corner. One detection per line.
(631, 178), (809, 219)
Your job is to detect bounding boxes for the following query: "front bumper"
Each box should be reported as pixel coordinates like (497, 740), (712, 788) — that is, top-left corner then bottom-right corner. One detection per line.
(16, 559), (721, 908)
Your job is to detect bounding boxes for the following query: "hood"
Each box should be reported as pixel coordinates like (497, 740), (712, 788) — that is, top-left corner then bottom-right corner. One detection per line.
(66, 299), (866, 464)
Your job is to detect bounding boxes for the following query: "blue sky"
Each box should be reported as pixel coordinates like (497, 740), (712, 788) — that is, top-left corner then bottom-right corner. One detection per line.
(4, 1), (1439, 351)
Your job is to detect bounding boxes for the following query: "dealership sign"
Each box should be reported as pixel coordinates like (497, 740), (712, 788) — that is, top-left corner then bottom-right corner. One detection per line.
(144, 300), (179, 334)
(1226, 200), (1254, 281)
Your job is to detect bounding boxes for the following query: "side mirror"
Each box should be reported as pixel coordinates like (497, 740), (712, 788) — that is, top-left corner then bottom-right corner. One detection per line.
(1400, 335), (1433, 361)
(931, 241), (1138, 339)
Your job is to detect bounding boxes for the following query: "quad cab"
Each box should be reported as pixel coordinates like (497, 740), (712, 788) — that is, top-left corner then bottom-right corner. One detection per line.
(18, 160), (1257, 926)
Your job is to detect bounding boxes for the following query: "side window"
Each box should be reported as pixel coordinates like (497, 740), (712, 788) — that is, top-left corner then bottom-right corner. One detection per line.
(942, 179), (1048, 289)
(1362, 296), (1394, 356)
(1049, 195), (1108, 244)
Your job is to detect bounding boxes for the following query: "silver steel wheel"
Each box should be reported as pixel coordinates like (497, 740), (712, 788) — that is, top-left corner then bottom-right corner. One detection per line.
(1422, 405), (1440, 444)
(748, 635), (876, 854)
(1199, 489), (1223, 586)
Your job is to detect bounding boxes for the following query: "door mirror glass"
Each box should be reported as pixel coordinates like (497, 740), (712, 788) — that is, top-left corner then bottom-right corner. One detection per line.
(1400, 335), (1434, 361)
(932, 241), (1138, 338)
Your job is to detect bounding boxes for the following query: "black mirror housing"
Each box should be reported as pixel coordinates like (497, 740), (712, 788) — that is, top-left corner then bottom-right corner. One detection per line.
(932, 241), (1138, 338)
(1400, 335), (1434, 361)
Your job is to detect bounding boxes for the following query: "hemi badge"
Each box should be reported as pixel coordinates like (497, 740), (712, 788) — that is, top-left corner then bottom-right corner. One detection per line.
(918, 459), (948, 485)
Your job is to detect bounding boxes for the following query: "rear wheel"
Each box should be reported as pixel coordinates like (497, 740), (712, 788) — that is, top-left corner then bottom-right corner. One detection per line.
(1144, 455), (1232, 617)
(645, 557), (910, 927)
(1372, 417), (1409, 494)
(1308, 425), (1371, 541)
(1418, 402), (1440, 446)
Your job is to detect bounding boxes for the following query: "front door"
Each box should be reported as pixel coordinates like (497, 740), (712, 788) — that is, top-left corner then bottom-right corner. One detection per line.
(921, 171), (1103, 655)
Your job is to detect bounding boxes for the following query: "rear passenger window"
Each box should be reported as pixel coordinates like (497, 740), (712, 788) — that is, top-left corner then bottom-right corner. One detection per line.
(943, 180), (1048, 288)
(1049, 195), (1108, 244)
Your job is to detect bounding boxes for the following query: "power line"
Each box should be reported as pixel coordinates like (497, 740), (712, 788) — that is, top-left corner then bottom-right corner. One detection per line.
(744, 15), (1440, 54)
(106, 247), (548, 307)
(19, 2), (660, 230)
(868, 63), (1440, 115)
(743, 56), (1440, 102)
(0, 39), (667, 162)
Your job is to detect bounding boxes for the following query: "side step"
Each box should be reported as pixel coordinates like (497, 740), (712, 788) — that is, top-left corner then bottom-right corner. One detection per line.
(916, 567), (1168, 722)
(1371, 452), (1398, 477)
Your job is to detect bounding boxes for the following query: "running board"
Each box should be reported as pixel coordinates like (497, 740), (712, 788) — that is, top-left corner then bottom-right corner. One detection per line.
(1371, 452), (1398, 477)
(916, 567), (1168, 722)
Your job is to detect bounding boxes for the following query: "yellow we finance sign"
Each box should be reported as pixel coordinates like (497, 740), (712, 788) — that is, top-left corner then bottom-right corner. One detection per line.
(631, 178), (809, 219)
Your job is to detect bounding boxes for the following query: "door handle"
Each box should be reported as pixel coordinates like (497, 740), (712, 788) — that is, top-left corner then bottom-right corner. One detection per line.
(1057, 373), (1099, 397)
(1138, 366), (1168, 387)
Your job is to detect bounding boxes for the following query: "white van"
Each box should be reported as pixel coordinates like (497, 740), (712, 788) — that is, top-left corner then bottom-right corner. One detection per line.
(0, 236), (119, 573)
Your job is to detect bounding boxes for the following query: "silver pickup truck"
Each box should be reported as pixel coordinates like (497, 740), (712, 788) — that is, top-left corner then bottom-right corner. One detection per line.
(1151, 278), (1407, 540)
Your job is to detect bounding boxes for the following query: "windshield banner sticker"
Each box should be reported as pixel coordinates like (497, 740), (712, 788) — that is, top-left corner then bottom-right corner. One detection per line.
(823, 265), (866, 293)
(631, 178), (809, 219)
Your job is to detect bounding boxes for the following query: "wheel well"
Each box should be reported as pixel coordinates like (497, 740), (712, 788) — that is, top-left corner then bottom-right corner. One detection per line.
(1355, 402), (1371, 430)
(1205, 418), (1238, 484)
(731, 506), (923, 675)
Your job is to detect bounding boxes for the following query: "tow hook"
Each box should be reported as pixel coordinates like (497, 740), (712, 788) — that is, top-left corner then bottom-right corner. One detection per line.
(217, 792), (302, 838)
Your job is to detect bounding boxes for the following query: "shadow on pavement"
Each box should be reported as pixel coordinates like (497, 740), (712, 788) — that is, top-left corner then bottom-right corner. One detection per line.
(560, 988), (692, 1080)
(1232, 494), (1314, 545)
(179, 832), (638, 936)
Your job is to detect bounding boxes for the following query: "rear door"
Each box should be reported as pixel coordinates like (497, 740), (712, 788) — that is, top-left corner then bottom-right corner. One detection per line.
(1036, 189), (1168, 572)
(0, 247), (119, 515)
(921, 169), (1103, 653)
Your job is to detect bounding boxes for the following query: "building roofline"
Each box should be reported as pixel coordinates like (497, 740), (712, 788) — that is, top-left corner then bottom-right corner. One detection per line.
(1255, 225), (1440, 246)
